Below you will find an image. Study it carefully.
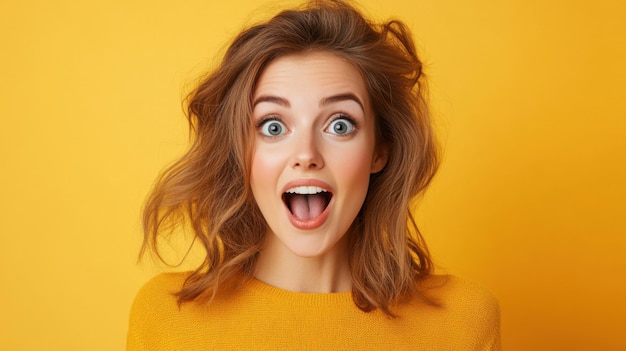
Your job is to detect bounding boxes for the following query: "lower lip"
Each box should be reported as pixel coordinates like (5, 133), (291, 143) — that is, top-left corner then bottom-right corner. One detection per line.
(285, 199), (332, 230)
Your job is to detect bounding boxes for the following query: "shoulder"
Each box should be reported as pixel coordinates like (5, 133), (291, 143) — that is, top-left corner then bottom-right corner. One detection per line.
(130, 272), (188, 314)
(413, 275), (502, 350)
(136, 271), (189, 297)
(127, 272), (190, 350)
(421, 275), (500, 314)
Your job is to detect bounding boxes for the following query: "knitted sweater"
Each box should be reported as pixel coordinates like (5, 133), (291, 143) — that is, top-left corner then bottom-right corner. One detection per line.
(127, 272), (501, 350)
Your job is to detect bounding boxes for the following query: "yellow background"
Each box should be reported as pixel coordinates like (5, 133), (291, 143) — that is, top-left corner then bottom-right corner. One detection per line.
(1, 0), (624, 349)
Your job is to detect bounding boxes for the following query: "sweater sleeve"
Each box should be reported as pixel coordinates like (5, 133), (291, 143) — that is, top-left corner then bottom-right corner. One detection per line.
(126, 273), (186, 351)
(126, 283), (149, 351)
(126, 313), (145, 351)
(126, 276), (159, 351)
(475, 286), (502, 351)
(426, 275), (502, 350)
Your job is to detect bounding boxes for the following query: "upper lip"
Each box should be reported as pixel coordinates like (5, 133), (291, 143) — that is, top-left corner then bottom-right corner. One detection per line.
(281, 179), (334, 195)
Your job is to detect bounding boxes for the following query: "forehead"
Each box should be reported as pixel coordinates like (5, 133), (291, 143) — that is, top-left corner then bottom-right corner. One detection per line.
(253, 51), (369, 106)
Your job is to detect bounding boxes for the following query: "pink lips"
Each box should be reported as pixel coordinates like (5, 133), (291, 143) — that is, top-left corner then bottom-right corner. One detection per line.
(282, 179), (334, 230)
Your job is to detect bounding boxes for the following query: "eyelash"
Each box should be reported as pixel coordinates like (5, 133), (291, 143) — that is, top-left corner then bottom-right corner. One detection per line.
(255, 115), (281, 129)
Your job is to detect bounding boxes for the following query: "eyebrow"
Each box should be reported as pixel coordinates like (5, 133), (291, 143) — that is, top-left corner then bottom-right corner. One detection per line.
(252, 95), (290, 108)
(252, 93), (364, 112)
(320, 93), (364, 112)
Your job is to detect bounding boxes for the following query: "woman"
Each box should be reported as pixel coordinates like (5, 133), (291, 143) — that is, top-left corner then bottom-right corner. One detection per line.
(128, 1), (501, 349)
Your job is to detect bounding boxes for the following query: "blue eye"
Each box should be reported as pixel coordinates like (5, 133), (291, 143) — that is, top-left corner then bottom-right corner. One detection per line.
(327, 117), (355, 135)
(260, 119), (286, 137)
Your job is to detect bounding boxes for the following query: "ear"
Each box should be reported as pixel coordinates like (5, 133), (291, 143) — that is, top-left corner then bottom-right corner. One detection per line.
(370, 144), (388, 174)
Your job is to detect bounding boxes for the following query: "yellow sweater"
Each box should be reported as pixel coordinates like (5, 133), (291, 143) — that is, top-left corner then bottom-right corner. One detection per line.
(127, 272), (501, 350)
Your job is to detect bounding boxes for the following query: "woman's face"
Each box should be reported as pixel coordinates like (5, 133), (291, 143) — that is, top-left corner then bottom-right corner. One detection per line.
(250, 51), (387, 259)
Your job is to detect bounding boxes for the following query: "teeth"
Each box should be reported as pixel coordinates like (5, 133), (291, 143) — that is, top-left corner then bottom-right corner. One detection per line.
(285, 186), (328, 195)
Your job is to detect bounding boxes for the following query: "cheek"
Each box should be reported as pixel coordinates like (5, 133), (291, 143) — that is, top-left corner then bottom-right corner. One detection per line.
(327, 144), (376, 215)
(329, 143), (376, 179)
(250, 147), (283, 193)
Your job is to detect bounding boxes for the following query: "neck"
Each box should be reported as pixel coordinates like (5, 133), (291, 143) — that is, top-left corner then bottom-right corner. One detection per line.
(253, 234), (352, 293)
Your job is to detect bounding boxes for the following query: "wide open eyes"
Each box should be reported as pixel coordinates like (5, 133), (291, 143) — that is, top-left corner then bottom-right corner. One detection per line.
(259, 118), (287, 137)
(256, 114), (358, 138)
(326, 116), (356, 136)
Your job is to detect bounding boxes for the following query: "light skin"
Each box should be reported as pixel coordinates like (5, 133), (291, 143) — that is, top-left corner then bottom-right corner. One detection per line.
(250, 51), (387, 293)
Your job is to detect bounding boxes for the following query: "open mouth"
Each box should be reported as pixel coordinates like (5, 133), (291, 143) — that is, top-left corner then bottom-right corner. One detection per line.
(282, 186), (333, 221)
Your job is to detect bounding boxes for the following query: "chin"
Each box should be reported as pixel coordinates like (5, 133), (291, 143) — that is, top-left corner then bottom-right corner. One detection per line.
(276, 228), (347, 259)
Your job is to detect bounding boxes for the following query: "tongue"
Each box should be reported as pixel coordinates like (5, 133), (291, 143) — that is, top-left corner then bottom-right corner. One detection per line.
(289, 194), (326, 220)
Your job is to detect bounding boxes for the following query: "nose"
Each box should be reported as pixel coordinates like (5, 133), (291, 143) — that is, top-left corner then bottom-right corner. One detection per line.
(290, 130), (324, 170)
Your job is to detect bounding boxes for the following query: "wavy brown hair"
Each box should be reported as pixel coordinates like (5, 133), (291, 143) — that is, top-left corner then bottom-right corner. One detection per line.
(141, 0), (439, 316)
